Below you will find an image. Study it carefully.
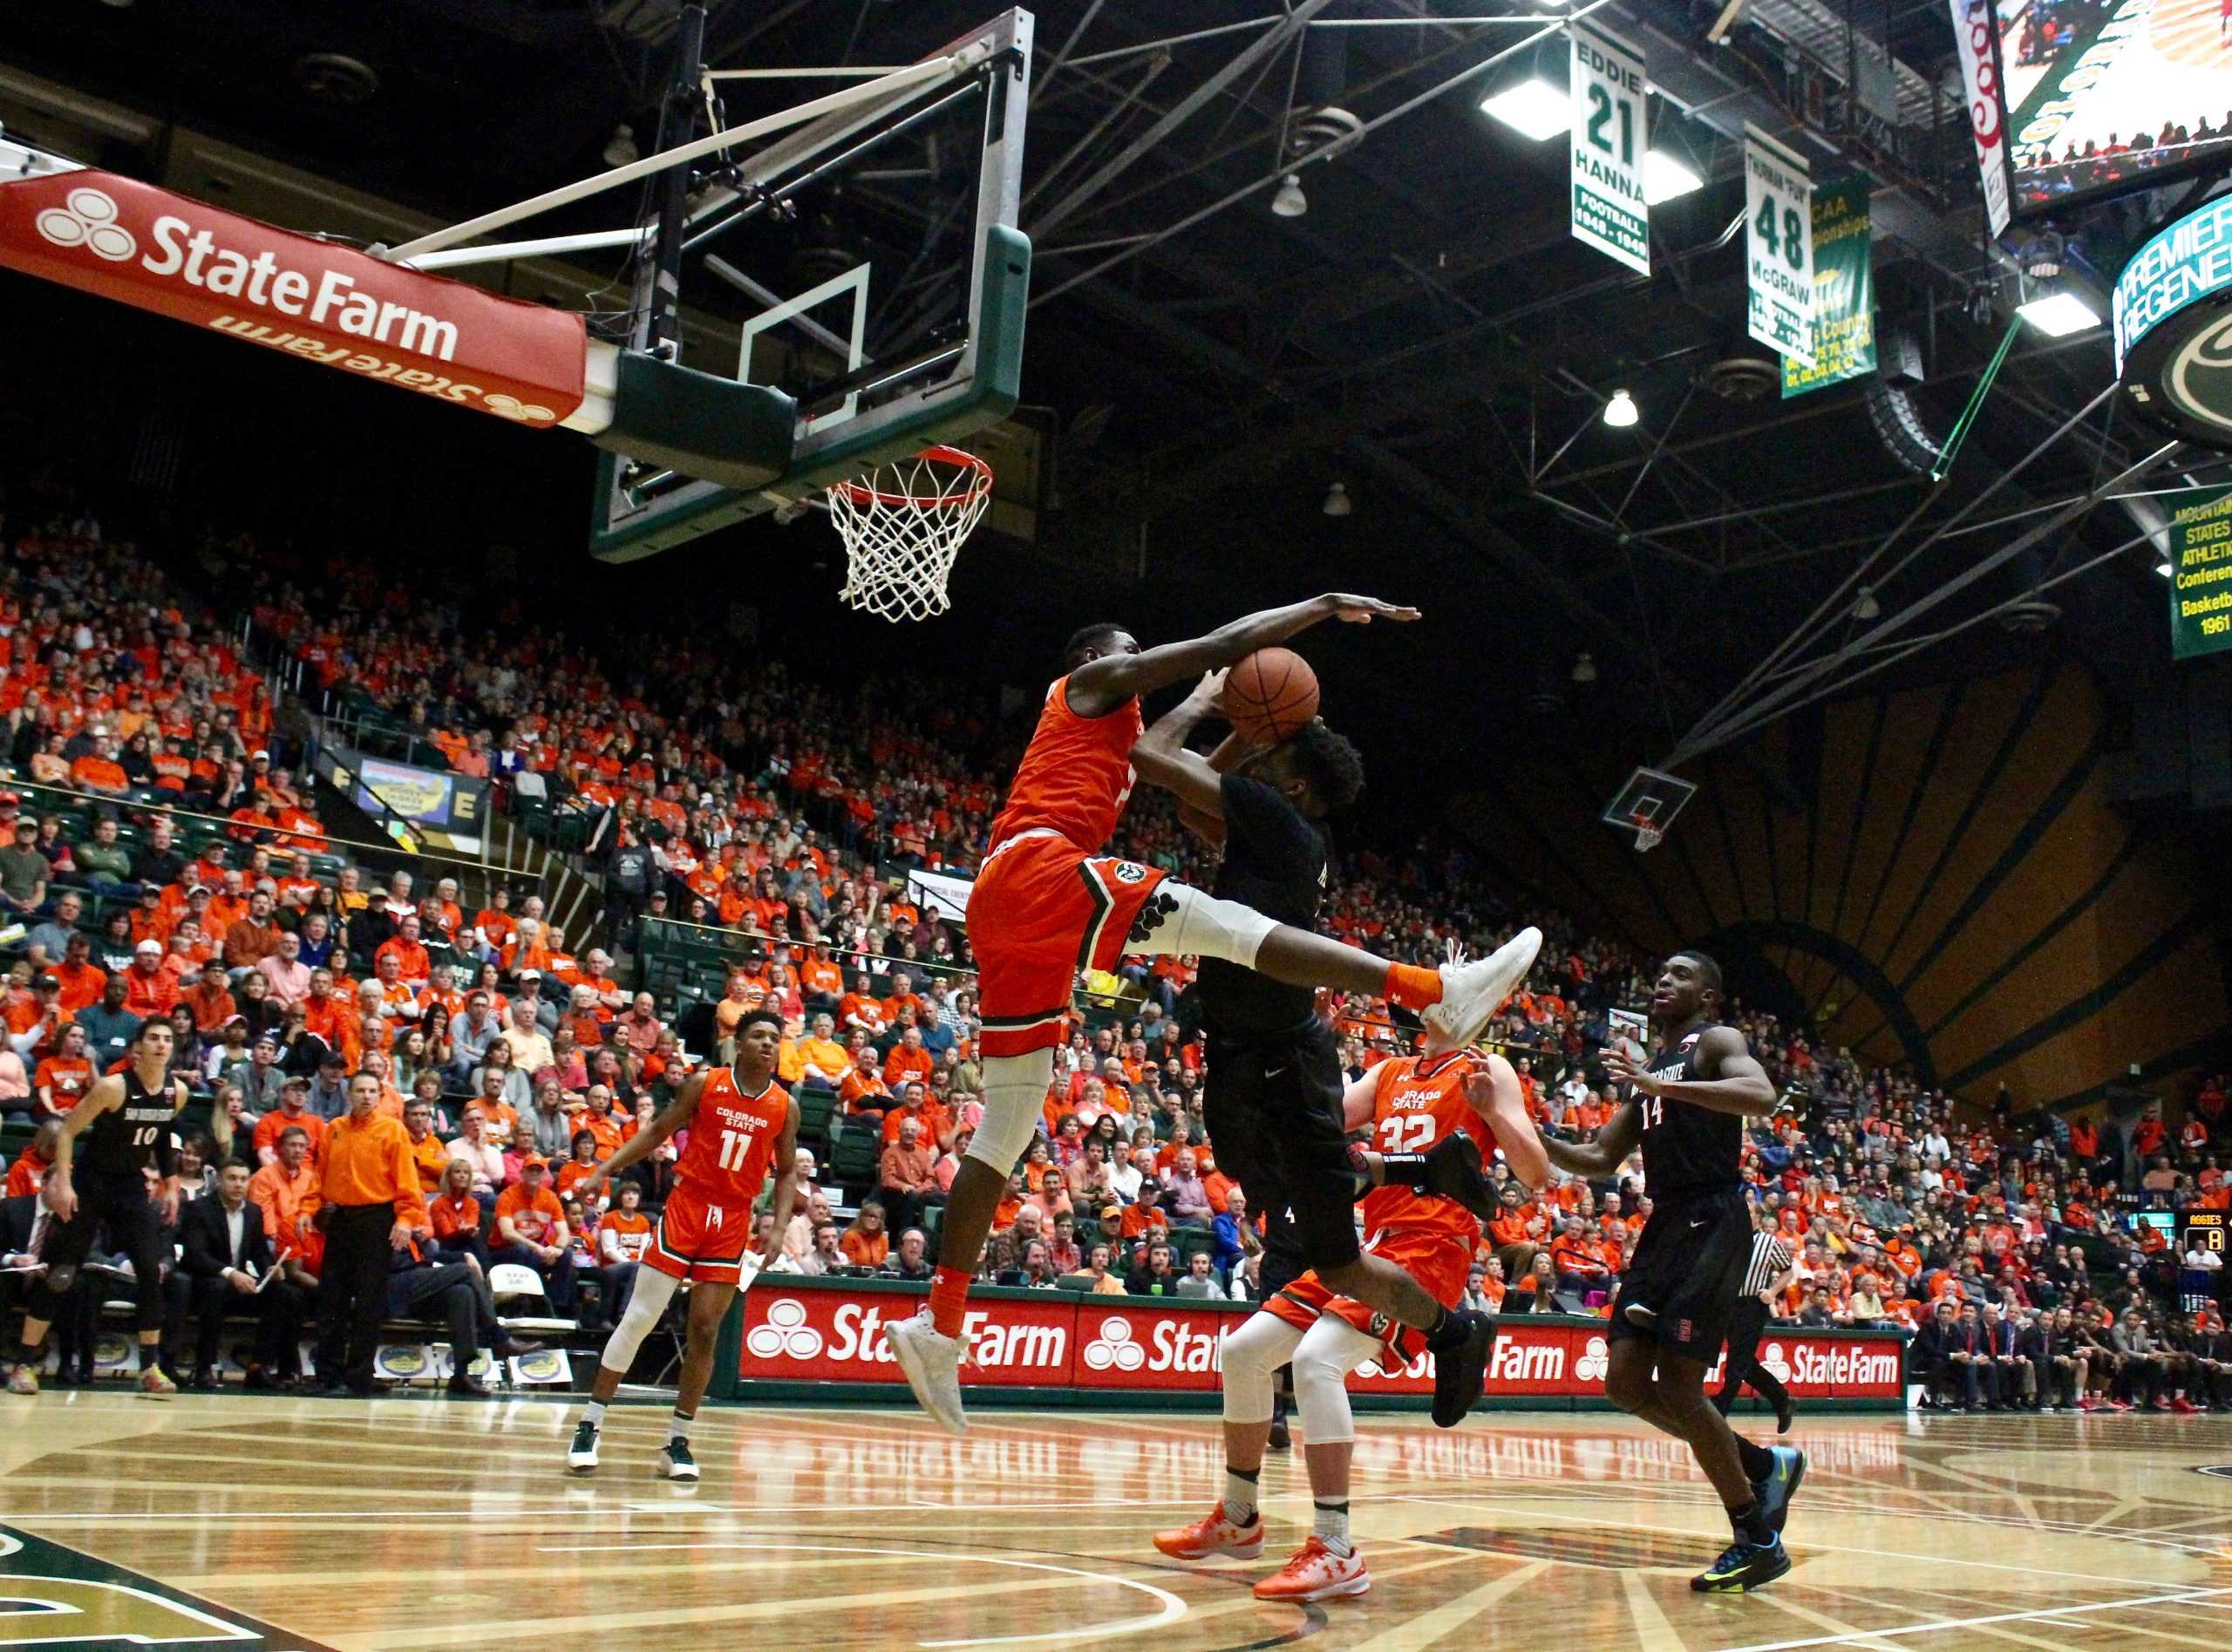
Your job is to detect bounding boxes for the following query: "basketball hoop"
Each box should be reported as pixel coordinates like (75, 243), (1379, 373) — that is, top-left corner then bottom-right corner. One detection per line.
(1630, 812), (1664, 853)
(827, 445), (992, 622)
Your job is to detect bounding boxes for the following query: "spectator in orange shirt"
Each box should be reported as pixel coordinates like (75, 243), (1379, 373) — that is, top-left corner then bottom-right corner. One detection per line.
(122, 938), (182, 1018)
(836, 973), (887, 1041)
(578, 1087), (627, 1159)
(375, 914), (432, 986)
(4, 972), (69, 1064)
(31, 1022), (95, 1120)
(841, 1202), (890, 1269)
(490, 1155), (575, 1311)
(247, 1122), (322, 1253)
(402, 1097), (450, 1195)
(4, 1120), (60, 1199)
(221, 890), (283, 979)
(880, 1081), (953, 1152)
(882, 1025), (934, 1091)
(840, 1044), (891, 1126)
(426, 1158), (485, 1266)
(69, 734), (131, 798)
(51, 932), (106, 1014)
(182, 959), (237, 1036)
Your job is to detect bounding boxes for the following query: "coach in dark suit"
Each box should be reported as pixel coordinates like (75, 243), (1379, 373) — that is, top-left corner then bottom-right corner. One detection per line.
(178, 1161), (303, 1388)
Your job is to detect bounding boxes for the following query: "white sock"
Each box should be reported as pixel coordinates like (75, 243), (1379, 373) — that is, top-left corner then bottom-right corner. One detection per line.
(1313, 1500), (1351, 1557)
(670, 1410), (695, 1443)
(582, 1400), (607, 1429)
(1224, 1467), (1260, 1526)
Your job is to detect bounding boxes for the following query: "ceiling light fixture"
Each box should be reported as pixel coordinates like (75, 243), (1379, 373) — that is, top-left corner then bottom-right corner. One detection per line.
(1854, 587), (1881, 620)
(602, 124), (640, 168)
(2015, 289), (2101, 337)
(1272, 173), (1308, 217)
(1603, 389), (1639, 428)
(1571, 651), (1598, 683)
(1643, 150), (1704, 205)
(1322, 480), (1352, 517)
(2154, 558), (2174, 578)
(1481, 78), (1569, 142)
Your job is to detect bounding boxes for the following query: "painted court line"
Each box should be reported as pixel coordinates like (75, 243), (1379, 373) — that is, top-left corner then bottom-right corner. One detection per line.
(1708, 1586), (2232, 1652)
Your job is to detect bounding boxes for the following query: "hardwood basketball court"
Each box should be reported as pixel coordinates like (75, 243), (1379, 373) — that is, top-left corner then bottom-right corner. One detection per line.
(5, 1396), (2229, 1649)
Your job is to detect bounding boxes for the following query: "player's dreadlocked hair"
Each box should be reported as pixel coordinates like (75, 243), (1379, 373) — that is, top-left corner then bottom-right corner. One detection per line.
(1290, 719), (1364, 812)
(1063, 622), (1130, 669)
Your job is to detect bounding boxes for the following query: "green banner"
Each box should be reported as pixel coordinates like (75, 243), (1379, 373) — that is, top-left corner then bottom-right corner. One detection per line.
(2169, 486), (2232, 659)
(1782, 174), (1875, 398)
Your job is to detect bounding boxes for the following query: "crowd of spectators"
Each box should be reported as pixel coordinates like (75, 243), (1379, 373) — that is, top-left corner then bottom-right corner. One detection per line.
(0, 476), (2223, 1408)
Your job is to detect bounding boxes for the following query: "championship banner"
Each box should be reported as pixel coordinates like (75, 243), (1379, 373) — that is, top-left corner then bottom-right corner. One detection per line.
(1569, 26), (1650, 277)
(2166, 486), (2232, 660)
(1745, 127), (1815, 366)
(1947, 0), (2013, 236)
(1782, 175), (1876, 398)
(0, 164), (589, 424)
(732, 1281), (1908, 1403)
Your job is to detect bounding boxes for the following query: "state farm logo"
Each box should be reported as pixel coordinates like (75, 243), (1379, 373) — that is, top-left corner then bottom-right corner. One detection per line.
(37, 187), (136, 262)
(1759, 1341), (1793, 1383)
(745, 1297), (824, 1361)
(485, 393), (555, 423)
(1083, 1315), (1146, 1372)
(1575, 1335), (1609, 1383)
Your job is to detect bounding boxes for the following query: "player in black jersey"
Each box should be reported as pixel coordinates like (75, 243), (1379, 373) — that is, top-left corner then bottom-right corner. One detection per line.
(9, 1017), (187, 1397)
(1544, 952), (1803, 1593)
(1135, 671), (1516, 1435)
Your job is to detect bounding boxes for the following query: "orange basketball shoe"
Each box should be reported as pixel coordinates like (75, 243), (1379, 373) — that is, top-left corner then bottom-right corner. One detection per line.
(1151, 1502), (1265, 1561)
(1253, 1537), (1370, 1602)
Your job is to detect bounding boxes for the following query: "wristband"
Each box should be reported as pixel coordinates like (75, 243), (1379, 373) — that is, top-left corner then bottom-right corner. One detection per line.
(1380, 1151), (1430, 1189)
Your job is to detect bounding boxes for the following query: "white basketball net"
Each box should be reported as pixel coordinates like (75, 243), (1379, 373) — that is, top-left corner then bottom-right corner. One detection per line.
(827, 445), (992, 622)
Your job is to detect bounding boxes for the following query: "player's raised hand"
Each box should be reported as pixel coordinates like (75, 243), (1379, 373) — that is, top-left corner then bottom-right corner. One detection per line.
(1187, 668), (1229, 710)
(1602, 1045), (1664, 1097)
(1326, 595), (1421, 623)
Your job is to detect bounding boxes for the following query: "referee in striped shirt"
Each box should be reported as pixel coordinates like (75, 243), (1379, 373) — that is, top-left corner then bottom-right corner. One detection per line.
(1713, 1208), (1796, 1433)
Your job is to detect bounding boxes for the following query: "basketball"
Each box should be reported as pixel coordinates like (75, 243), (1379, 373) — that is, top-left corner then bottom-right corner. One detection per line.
(1223, 647), (1320, 743)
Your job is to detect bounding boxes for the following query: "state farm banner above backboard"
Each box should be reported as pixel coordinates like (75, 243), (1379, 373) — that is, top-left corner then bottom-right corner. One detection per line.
(734, 1283), (1907, 1401)
(0, 167), (589, 424)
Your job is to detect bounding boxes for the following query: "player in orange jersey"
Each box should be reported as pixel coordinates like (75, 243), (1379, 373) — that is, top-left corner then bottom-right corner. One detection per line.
(565, 1007), (798, 1481)
(887, 594), (1544, 1435)
(1156, 1035), (1548, 1601)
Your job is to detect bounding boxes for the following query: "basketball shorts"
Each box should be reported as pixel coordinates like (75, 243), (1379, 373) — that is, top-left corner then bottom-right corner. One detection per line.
(1203, 1019), (1358, 1277)
(1266, 1226), (1472, 1372)
(647, 1183), (754, 1283)
(1607, 1187), (1752, 1361)
(972, 832), (1174, 1058)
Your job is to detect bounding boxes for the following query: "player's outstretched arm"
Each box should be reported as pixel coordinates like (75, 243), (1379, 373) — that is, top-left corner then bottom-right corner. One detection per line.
(1542, 1099), (1642, 1180)
(1067, 593), (1419, 717)
(1605, 1025), (1776, 1117)
(1465, 1054), (1550, 1190)
(1133, 670), (1245, 818)
(579, 1072), (704, 1200)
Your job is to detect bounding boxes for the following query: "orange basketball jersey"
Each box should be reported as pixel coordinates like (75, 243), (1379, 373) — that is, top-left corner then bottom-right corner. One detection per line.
(674, 1066), (789, 1206)
(1360, 1048), (1487, 1245)
(989, 674), (1144, 852)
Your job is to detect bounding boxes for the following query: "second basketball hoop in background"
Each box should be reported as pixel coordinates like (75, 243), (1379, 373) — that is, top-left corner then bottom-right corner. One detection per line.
(828, 445), (992, 622)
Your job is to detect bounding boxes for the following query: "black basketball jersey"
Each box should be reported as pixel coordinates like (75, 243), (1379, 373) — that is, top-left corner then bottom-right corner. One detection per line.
(78, 1065), (179, 1181)
(1633, 1022), (1742, 1200)
(1200, 772), (1328, 1037)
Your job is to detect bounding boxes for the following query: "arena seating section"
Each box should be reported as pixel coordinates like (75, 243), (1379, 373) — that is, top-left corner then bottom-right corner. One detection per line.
(3, 474), (2225, 1409)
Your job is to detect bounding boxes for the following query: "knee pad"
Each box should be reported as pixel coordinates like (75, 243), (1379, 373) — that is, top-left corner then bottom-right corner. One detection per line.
(1150, 882), (1277, 969)
(1221, 1312), (1303, 1426)
(963, 1050), (1055, 1174)
(599, 1266), (681, 1375)
(1292, 1318), (1378, 1446)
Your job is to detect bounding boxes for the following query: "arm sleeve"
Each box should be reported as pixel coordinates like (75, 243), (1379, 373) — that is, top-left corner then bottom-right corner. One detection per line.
(390, 1131), (429, 1227)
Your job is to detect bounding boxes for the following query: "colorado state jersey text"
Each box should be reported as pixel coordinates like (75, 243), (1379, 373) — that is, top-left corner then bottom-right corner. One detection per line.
(675, 1067), (789, 1205)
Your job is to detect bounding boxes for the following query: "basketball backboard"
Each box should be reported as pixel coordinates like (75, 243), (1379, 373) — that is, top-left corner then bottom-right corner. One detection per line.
(587, 8), (1033, 563)
(1603, 765), (1698, 851)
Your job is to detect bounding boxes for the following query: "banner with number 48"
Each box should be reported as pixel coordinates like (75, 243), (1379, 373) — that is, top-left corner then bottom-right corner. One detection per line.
(1745, 126), (1814, 367)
